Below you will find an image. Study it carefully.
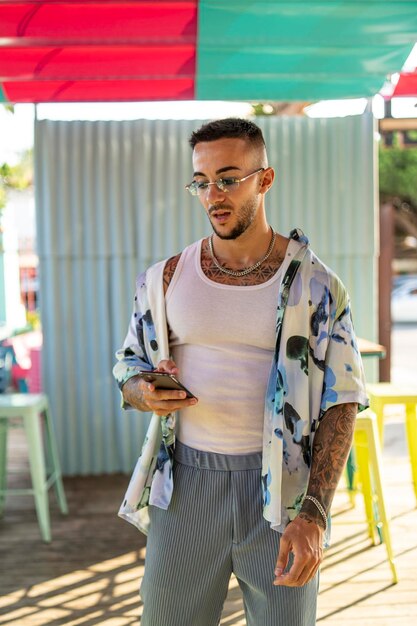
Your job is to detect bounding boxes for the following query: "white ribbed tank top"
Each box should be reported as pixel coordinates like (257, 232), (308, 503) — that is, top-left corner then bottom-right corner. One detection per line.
(165, 238), (288, 454)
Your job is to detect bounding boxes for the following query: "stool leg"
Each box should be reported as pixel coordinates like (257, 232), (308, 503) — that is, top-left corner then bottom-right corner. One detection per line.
(345, 447), (357, 506)
(42, 406), (68, 514)
(354, 429), (377, 544)
(24, 409), (51, 542)
(366, 418), (398, 584)
(368, 397), (385, 445)
(405, 404), (417, 505)
(0, 419), (8, 517)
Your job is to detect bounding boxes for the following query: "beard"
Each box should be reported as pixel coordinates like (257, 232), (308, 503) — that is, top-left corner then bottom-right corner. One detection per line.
(209, 196), (258, 240)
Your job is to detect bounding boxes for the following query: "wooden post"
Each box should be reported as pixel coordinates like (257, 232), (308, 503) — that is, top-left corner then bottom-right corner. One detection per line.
(379, 202), (394, 381)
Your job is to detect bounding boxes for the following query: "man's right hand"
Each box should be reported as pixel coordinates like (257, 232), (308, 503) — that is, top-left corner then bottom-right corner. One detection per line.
(122, 359), (198, 416)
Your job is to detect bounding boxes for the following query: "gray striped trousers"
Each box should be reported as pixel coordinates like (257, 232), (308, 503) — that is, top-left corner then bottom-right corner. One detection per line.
(140, 441), (318, 626)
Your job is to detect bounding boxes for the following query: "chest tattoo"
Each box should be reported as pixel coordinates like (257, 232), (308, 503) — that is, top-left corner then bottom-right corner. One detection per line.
(200, 239), (285, 286)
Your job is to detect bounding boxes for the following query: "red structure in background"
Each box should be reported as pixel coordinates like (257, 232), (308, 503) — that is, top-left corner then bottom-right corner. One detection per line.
(6, 331), (43, 393)
(392, 69), (417, 97)
(19, 265), (38, 312)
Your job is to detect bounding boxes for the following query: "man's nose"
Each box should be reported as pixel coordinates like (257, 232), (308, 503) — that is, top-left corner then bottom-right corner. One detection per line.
(206, 182), (226, 202)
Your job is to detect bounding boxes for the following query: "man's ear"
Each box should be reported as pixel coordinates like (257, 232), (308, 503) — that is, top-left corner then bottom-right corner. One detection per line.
(259, 167), (275, 194)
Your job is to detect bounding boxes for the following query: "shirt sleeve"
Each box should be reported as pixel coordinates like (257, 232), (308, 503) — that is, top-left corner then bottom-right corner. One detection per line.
(320, 283), (369, 415)
(113, 276), (155, 408)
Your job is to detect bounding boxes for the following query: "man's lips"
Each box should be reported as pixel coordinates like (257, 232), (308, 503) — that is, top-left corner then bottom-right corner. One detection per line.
(209, 206), (232, 219)
(210, 210), (232, 224)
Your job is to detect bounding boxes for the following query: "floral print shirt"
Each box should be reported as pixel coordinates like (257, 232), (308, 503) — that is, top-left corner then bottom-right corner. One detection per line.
(113, 230), (369, 539)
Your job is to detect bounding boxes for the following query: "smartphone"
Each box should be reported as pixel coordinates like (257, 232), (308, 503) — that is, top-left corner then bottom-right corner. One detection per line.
(138, 370), (197, 399)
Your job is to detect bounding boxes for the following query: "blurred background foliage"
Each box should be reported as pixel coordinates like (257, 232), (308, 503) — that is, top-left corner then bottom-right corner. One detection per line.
(379, 144), (417, 209)
(0, 149), (33, 212)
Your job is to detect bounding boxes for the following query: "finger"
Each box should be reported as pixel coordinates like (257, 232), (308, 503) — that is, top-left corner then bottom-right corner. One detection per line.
(277, 563), (311, 587)
(275, 550), (320, 587)
(304, 547), (323, 584)
(147, 395), (198, 409)
(274, 548), (305, 586)
(137, 378), (154, 393)
(304, 561), (320, 585)
(299, 543), (322, 585)
(292, 557), (318, 587)
(143, 387), (196, 412)
(156, 359), (179, 374)
(274, 536), (290, 581)
(151, 398), (198, 415)
(150, 389), (189, 402)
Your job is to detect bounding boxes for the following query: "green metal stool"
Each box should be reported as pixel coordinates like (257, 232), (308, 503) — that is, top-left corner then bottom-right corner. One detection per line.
(0, 393), (68, 542)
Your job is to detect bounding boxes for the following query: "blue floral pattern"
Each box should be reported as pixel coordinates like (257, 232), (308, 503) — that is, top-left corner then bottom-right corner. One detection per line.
(114, 230), (368, 539)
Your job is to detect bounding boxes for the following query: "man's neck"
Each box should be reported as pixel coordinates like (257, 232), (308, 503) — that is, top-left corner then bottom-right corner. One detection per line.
(211, 222), (273, 269)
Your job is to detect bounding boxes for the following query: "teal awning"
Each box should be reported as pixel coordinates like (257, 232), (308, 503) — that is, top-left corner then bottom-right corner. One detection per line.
(197, 1), (416, 100)
(0, 1), (415, 103)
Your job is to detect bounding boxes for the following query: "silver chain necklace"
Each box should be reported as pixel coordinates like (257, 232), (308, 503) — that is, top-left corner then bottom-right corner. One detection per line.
(208, 227), (277, 277)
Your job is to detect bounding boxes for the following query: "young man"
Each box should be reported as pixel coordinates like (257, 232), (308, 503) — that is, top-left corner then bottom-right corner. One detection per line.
(113, 118), (368, 626)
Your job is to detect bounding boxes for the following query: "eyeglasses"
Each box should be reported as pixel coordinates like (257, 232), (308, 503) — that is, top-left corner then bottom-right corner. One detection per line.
(185, 167), (265, 196)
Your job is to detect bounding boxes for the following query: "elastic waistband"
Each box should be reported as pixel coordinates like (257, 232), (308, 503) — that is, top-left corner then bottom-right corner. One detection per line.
(174, 440), (262, 471)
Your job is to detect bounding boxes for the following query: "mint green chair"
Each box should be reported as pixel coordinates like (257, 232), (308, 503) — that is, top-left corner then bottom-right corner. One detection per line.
(0, 393), (68, 542)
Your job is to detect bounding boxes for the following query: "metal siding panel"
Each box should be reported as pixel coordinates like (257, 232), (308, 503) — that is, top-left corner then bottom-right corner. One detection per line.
(93, 259), (116, 471)
(119, 121), (137, 258)
(35, 114), (378, 475)
(96, 121), (110, 258)
(105, 122), (121, 258)
(259, 114), (377, 348)
(135, 120), (154, 267)
(71, 258), (90, 473)
(69, 123), (84, 257)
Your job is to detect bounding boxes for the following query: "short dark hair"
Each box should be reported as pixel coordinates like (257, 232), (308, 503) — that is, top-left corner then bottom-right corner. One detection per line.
(189, 117), (266, 150)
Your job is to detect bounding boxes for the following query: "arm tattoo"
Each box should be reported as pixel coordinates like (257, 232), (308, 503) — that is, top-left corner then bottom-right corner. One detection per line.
(163, 253), (181, 294)
(122, 375), (150, 412)
(300, 402), (358, 528)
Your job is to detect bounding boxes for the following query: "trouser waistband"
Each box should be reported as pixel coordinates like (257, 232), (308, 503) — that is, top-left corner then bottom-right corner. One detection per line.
(174, 440), (262, 471)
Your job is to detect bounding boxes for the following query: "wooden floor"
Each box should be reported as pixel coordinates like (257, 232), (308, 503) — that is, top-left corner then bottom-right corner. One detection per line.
(1, 411), (416, 626)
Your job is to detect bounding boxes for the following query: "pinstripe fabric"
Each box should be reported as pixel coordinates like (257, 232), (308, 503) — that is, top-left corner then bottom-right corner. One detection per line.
(140, 442), (318, 626)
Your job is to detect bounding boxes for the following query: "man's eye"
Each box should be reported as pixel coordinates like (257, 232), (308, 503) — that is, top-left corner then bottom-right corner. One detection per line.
(195, 181), (209, 190)
(219, 178), (239, 187)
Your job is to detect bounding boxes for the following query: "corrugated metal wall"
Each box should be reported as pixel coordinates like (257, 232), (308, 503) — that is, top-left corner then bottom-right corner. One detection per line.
(34, 114), (378, 475)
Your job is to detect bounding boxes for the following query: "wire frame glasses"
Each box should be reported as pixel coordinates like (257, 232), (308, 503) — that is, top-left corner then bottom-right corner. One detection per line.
(185, 167), (265, 196)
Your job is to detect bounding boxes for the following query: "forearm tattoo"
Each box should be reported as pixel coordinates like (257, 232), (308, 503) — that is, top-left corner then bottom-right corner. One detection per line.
(299, 402), (358, 528)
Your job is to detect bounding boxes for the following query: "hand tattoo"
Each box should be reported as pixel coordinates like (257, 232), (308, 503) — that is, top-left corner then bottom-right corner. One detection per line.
(122, 375), (150, 412)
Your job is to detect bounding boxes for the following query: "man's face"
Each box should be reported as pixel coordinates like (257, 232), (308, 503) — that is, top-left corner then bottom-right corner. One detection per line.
(191, 137), (265, 240)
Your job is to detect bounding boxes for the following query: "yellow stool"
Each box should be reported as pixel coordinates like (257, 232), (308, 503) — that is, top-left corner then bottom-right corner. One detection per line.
(353, 409), (398, 584)
(366, 383), (417, 504)
(0, 393), (68, 542)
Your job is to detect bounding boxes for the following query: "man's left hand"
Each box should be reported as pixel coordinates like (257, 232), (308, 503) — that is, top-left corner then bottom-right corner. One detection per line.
(273, 515), (323, 587)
